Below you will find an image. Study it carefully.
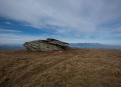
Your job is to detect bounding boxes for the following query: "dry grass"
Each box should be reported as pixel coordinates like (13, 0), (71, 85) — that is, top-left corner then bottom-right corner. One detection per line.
(0, 48), (121, 87)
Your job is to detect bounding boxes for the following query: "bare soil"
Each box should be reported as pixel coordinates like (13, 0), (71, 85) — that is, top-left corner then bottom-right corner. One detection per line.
(0, 48), (121, 87)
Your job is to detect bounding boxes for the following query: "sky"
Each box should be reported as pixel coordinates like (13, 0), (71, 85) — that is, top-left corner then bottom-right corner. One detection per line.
(0, 0), (121, 45)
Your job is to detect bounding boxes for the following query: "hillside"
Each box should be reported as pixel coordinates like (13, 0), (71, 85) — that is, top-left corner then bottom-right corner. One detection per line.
(0, 48), (121, 87)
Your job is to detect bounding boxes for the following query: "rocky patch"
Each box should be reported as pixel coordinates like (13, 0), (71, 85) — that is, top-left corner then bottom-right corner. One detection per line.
(23, 38), (70, 51)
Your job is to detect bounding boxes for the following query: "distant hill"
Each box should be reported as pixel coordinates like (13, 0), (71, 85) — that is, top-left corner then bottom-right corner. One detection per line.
(0, 44), (24, 50)
(69, 43), (121, 50)
(0, 43), (121, 50)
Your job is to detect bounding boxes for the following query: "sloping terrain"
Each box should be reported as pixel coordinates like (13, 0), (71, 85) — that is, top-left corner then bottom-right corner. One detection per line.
(0, 48), (121, 87)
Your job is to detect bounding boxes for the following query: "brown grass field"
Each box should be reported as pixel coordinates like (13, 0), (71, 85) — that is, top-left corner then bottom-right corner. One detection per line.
(0, 48), (121, 87)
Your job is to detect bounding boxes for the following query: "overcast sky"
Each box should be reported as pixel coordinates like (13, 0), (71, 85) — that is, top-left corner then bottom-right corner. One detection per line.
(0, 0), (121, 45)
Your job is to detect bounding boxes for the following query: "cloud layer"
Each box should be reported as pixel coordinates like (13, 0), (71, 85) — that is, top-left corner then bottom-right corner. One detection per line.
(0, 0), (121, 33)
(0, 0), (121, 44)
(0, 28), (22, 33)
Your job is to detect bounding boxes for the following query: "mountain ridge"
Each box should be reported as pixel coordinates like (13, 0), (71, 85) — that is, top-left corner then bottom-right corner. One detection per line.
(0, 43), (121, 50)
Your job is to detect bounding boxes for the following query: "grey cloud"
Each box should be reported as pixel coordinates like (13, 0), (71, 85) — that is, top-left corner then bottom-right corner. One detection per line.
(0, 28), (22, 33)
(0, 0), (121, 34)
(4, 22), (11, 24)
(0, 33), (45, 44)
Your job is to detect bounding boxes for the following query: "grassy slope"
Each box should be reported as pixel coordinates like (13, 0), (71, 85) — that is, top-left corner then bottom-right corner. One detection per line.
(0, 48), (121, 87)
